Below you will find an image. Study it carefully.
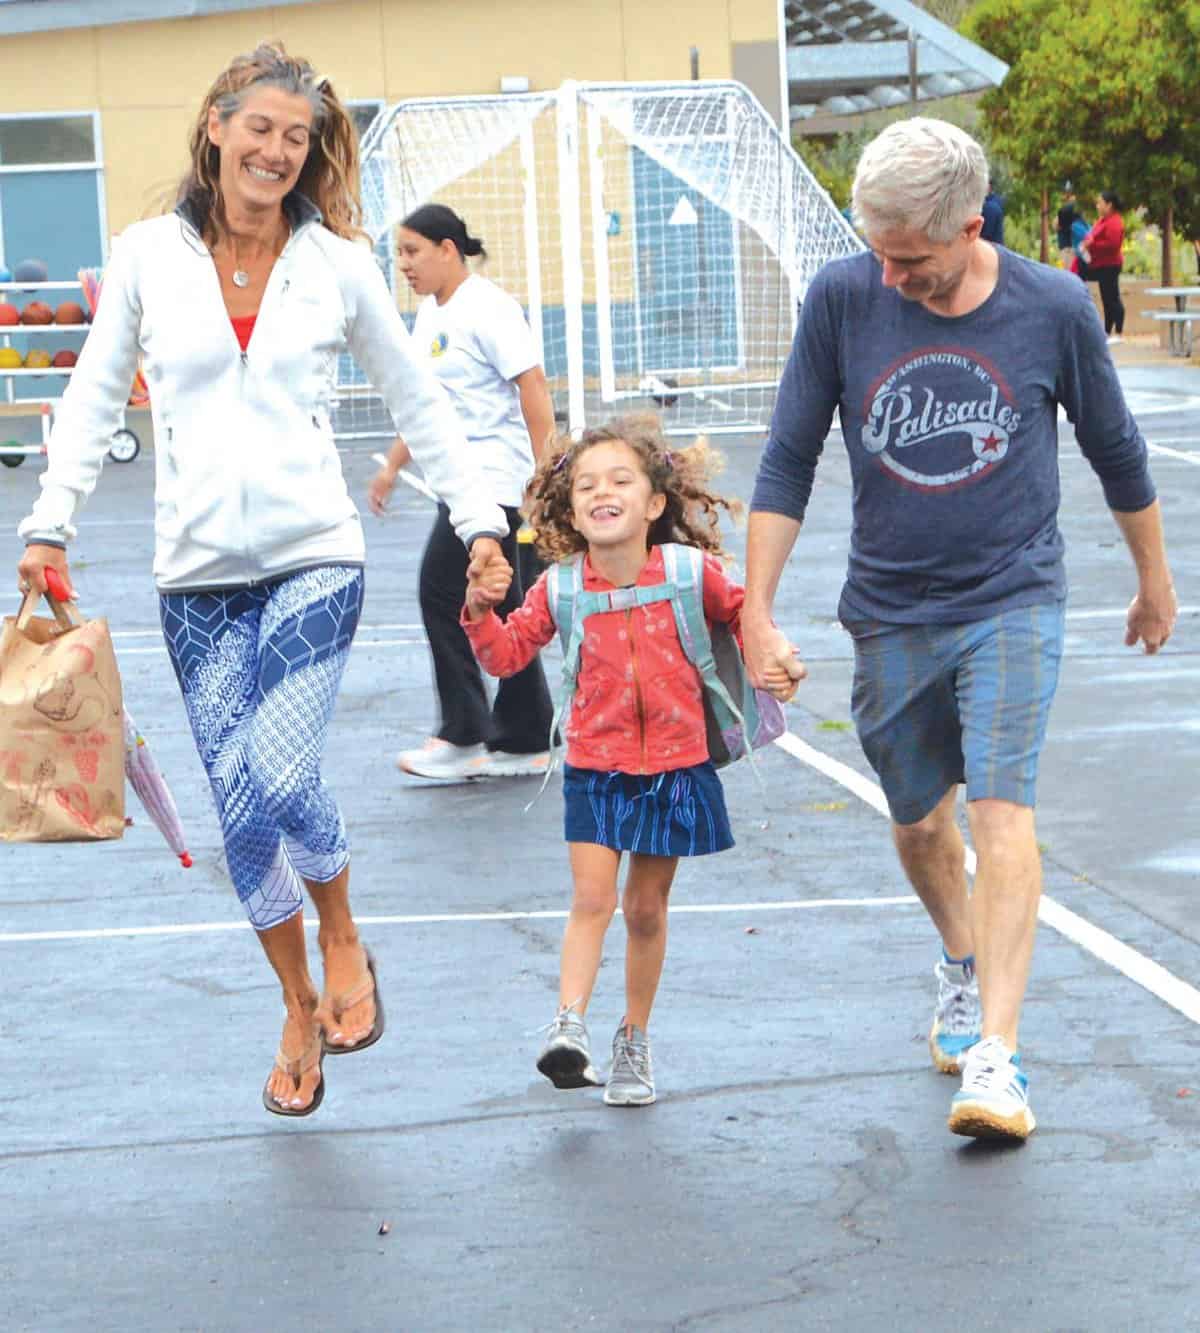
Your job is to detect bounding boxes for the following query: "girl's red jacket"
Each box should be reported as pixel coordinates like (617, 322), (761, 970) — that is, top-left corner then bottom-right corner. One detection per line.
(462, 544), (744, 775)
(1085, 213), (1124, 269)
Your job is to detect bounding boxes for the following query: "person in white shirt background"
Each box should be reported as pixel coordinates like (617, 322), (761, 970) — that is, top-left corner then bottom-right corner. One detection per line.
(15, 46), (510, 1118)
(369, 204), (556, 781)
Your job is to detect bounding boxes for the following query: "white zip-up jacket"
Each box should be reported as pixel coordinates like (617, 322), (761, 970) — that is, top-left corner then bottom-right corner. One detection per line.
(18, 196), (507, 590)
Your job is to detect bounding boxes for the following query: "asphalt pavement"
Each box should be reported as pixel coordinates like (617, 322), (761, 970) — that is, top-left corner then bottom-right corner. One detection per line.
(1, 361), (1198, 1332)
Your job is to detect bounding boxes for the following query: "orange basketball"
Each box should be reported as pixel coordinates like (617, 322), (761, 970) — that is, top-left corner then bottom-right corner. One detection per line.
(55, 301), (86, 325)
(51, 348), (78, 369)
(0, 303), (18, 326)
(20, 301), (54, 326)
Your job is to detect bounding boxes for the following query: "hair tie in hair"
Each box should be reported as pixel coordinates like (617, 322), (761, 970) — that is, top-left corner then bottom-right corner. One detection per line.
(553, 450), (572, 474)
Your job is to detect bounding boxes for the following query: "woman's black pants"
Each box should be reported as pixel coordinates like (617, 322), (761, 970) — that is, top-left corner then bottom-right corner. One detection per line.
(1095, 267), (1124, 334)
(418, 502), (553, 753)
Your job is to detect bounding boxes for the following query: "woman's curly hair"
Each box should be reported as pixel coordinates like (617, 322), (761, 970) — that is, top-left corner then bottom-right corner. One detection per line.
(525, 413), (742, 564)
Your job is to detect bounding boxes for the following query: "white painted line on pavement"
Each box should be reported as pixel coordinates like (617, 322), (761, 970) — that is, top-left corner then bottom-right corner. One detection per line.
(773, 731), (1200, 1026)
(110, 623), (425, 639)
(1125, 396), (1200, 417)
(1066, 605), (1195, 621)
(0, 896), (920, 944)
(115, 637), (428, 656)
(1146, 442), (1200, 465)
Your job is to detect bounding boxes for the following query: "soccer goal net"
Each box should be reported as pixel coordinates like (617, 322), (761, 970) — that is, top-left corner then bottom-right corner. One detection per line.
(339, 79), (860, 443)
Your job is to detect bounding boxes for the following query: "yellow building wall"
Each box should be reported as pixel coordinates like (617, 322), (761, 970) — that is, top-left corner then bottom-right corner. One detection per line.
(0, 0), (780, 237)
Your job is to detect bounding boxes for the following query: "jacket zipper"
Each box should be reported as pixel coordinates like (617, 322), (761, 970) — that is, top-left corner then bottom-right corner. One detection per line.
(225, 247), (298, 584)
(181, 215), (314, 587)
(626, 608), (648, 774)
(238, 349), (253, 579)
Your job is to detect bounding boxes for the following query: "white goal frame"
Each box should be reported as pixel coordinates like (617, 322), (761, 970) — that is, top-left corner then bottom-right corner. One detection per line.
(346, 79), (861, 441)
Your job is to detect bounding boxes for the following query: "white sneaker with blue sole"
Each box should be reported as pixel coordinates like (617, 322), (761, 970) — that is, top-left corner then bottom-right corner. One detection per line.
(948, 1035), (1036, 1140)
(929, 956), (981, 1074)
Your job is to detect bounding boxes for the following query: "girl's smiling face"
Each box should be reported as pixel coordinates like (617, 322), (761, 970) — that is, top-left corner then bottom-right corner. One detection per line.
(570, 440), (666, 550)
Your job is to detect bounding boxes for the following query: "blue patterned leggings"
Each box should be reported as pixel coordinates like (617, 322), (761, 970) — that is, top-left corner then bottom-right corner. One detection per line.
(160, 566), (364, 930)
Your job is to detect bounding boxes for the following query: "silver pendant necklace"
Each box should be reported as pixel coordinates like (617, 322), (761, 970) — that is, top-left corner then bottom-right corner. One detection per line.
(232, 269), (250, 289)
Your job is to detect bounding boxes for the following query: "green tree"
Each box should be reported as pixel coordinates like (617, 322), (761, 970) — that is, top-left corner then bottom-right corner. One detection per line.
(964, 0), (1200, 278)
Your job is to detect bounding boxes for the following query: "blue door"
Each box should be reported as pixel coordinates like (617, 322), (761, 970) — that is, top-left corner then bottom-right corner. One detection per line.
(631, 148), (738, 374)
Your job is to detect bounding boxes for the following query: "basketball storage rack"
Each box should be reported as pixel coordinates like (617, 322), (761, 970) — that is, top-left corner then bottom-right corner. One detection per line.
(0, 278), (140, 469)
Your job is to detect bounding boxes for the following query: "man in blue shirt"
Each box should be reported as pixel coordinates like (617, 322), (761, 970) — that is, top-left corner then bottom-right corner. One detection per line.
(742, 118), (1176, 1142)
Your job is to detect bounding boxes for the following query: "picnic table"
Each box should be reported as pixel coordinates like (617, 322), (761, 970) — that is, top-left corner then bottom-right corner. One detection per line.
(1145, 285), (1200, 356)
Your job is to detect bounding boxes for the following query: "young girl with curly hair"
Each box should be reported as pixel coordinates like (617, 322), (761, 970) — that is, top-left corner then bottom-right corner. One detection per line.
(463, 414), (798, 1106)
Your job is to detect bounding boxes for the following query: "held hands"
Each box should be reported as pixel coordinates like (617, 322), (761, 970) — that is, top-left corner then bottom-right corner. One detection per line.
(465, 537), (513, 622)
(16, 545), (74, 600)
(743, 615), (806, 703)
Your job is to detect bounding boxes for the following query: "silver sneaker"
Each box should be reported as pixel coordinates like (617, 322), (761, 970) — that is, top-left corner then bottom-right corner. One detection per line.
(485, 750), (550, 778)
(929, 956), (981, 1074)
(395, 738), (488, 780)
(536, 1005), (602, 1089)
(603, 1023), (656, 1106)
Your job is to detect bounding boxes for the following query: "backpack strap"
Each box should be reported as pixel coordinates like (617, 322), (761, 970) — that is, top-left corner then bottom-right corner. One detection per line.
(537, 555), (585, 804)
(661, 544), (747, 733)
(661, 544), (769, 791)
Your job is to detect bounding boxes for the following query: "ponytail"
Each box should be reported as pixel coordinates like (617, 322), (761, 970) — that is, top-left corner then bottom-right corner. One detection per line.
(401, 203), (487, 261)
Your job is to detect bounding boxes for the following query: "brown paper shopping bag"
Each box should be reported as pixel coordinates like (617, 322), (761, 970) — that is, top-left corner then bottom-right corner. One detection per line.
(0, 587), (125, 843)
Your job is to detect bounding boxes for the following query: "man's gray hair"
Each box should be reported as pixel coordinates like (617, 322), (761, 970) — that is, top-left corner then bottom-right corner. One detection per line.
(852, 118), (989, 244)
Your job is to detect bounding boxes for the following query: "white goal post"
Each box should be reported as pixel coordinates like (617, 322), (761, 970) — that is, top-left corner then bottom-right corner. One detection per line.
(339, 79), (861, 443)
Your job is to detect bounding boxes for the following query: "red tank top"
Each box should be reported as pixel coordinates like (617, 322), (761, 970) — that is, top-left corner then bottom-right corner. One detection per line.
(230, 313), (257, 351)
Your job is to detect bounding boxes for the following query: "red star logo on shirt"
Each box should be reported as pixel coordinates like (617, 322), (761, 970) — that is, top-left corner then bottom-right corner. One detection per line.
(979, 431), (1003, 453)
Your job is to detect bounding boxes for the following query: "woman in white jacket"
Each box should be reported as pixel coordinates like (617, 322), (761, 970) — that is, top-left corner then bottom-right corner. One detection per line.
(15, 43), (509, 1117)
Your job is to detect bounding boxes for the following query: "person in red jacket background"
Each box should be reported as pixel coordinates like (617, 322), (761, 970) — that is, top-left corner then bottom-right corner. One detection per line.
(463, 414), (799, 1108)
(1082, 191), (1126, 343)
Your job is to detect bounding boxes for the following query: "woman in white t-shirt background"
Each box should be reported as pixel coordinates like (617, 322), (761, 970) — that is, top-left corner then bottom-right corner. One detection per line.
(369, 204), (555, 780)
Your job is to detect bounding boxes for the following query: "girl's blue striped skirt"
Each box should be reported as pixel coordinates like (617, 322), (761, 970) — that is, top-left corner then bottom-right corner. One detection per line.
(562, 761), (733, 857)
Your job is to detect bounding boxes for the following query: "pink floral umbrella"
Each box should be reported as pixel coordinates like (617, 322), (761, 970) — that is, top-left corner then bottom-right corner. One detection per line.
(121, 708), (193, 868)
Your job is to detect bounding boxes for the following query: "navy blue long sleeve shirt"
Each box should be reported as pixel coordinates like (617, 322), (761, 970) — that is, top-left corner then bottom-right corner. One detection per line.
(751, 247), (1156, 624)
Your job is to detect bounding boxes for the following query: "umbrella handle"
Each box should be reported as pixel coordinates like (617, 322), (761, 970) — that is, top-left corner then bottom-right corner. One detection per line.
(44, 566), (72, 603)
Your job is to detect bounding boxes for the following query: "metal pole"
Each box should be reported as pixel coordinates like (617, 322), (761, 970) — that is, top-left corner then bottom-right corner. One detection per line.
(690, 46), (700, 81)
(907, 31), (918, 103)
(556, 82), (586, 436)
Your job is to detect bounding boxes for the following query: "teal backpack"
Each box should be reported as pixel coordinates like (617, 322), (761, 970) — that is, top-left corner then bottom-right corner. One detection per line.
(542, 543), (785, 785)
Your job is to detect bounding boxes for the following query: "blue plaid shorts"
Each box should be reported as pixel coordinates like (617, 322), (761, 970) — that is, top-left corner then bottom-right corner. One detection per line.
(845, 603), (1066, 825)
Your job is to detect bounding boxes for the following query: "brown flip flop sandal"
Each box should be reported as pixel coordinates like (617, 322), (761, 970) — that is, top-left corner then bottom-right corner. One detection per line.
(262, 1029), (326, 1117)
(321, 947), (386, 1056)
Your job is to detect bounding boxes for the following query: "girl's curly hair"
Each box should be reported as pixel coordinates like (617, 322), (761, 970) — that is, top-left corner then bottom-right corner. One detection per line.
(525, 412), (741, 564)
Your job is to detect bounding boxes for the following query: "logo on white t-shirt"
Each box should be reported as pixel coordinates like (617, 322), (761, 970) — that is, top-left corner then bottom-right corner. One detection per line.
(430, 331), (449, 358)
(861, 347), (1022, 491)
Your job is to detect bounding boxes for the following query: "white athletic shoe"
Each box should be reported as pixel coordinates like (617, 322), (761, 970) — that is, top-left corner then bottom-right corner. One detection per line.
(1106, 334), (1124, 345)
(395, 738), (488, 780)
(484, 750), (550, 778)
(929, 956), (981, 1074)
(948, 1035), (1036, 1141)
